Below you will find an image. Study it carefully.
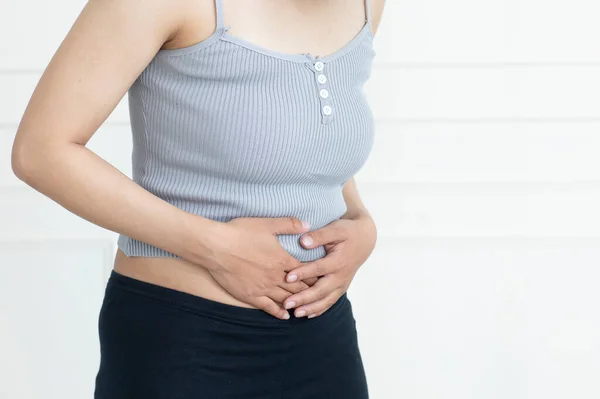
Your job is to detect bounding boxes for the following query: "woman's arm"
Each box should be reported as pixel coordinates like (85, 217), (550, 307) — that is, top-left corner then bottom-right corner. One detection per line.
(340, 177), (374, 221)
(11, 0), (310, 319)
(11, 0), (221, 264)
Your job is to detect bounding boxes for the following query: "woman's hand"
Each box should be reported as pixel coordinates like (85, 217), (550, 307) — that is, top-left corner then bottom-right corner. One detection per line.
(282, 214), (377, 318)
(200, 216), (315, 320)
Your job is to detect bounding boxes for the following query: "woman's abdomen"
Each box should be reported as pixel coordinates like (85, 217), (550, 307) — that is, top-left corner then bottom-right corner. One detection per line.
(112, 249), (256, 309)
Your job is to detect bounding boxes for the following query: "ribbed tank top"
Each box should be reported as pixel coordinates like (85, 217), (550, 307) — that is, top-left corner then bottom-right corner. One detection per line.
(117, 0), (376, 262)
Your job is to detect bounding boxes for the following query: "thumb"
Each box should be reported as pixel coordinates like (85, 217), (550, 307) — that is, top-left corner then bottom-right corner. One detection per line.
(268, 217), (311, 235)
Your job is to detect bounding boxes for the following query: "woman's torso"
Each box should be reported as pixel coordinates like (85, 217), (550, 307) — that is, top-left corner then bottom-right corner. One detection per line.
(114, 0), (377, 308)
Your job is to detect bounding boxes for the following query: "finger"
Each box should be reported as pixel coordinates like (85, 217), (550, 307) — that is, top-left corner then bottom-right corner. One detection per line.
(286, 257), (341, 282)
(254, 296), (290, 320)
(299, 224), (347, 249)
(268, 286), (296, 304)
(294, 290), (343, 318)
(279, 278), (310, 294)
(282, 275), (333, 311)
(269, 217), (311, 235)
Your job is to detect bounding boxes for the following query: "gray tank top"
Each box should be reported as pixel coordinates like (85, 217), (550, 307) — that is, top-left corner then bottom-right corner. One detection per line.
(117, 0), (376, 262)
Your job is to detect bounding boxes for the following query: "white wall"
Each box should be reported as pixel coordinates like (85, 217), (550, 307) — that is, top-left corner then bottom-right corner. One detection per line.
(2, 1), (600, 398)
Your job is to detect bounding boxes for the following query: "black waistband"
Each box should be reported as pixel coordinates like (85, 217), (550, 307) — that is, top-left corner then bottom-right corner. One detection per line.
(106, 270), (347, 325)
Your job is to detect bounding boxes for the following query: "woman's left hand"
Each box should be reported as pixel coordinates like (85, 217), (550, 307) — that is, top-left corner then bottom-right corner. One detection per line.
(283, 214), (377, 318)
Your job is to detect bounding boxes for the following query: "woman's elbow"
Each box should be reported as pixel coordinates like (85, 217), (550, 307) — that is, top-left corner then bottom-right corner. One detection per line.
(11, 133), (50, 184)
(11, 138), (32, 182)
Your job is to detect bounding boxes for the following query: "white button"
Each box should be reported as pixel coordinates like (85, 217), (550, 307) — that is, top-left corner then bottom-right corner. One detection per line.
(322, 105), (332, 115)
(314, 61), (324, 71)
(319, 89), (329, 99)
(317, 74), (327, 84)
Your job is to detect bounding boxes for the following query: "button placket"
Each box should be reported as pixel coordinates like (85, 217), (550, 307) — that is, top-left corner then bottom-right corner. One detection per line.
(310, 60), (333, 124)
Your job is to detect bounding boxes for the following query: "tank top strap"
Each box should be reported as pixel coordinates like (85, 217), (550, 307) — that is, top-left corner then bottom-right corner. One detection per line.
(364, 0), (371, 24)
(215, 0), (224, 29)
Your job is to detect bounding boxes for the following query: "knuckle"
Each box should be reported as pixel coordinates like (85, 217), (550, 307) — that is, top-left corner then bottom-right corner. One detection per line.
(257, 299), (271, 312)
(312, 230), (325, 242)
(262, 258), (275, 271)
(256, 296), (267, 306)
(316, 285), (327, 298)
(314, 284), (326, 296)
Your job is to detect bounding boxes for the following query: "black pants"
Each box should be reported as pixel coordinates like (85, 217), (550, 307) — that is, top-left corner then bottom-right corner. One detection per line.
(94, 270), (369, 399)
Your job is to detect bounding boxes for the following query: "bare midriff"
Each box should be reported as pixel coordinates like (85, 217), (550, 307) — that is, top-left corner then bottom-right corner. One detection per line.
(113, 248), (257, 309)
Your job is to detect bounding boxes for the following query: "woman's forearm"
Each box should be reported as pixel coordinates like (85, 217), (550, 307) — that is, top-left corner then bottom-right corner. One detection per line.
(9, 0), (225, 267)
(11, 140), (222, 266)
(340, 177), (373, 221)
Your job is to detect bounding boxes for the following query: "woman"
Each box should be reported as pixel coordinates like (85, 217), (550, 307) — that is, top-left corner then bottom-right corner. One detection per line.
(11, 0), (385, 397)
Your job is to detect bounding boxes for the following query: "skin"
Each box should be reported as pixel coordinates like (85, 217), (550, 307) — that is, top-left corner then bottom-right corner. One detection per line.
(283, 177), (378, 318)
(11, 0), (385, 320)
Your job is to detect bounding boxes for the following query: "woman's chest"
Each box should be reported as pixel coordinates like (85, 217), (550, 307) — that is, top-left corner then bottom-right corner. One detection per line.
(134, 40), (375, 185)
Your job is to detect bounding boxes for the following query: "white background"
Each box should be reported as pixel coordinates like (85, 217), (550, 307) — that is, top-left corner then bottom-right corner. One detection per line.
(2, 1), (600, 398)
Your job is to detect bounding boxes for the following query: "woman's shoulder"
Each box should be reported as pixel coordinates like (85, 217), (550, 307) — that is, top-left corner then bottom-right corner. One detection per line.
(159, 0), (219, 52)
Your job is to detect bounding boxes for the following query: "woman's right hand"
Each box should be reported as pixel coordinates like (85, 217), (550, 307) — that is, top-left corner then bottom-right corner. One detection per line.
(196, 216), (314, 320)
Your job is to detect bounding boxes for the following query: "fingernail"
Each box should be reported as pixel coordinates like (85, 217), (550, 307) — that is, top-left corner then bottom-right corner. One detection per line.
(287, 274), (298, 282)
(308, 313), (317, 319)
(283, 312), (290, 320)
(301, 235), (313, 246)
(285, 301), (296, 309)
(296, 309), (306, 317)
(302, 221), (311, 230)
